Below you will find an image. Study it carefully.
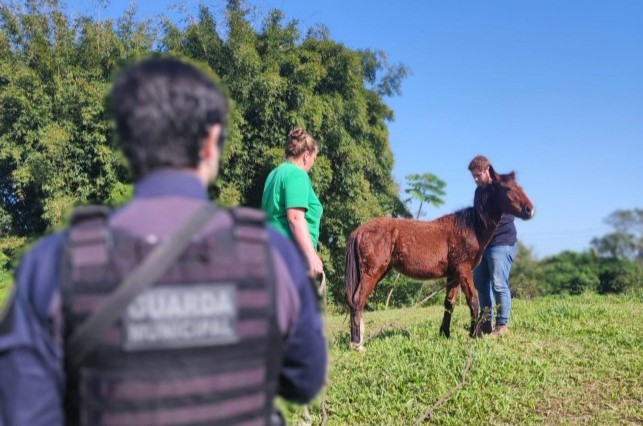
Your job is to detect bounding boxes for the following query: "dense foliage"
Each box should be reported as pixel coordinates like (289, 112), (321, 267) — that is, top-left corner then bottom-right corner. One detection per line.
(510, 243), (641, 298)
(0, 0), (410, 298)
(0, 1), (639, 303)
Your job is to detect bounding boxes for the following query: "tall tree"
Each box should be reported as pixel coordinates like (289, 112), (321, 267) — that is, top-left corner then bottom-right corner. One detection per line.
(590, 208), (642, 260)
(0, 0), (409, 302)
(0, 0), (157, 239)
(161, 2), (409, 297)
(403, 173), (446, 219)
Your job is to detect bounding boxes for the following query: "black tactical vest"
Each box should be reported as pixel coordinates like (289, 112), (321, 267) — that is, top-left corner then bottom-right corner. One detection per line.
(60, 206), (283, 426)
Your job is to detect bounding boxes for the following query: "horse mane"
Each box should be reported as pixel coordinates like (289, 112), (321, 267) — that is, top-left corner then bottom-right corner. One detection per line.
(453, 185), (497, 234)
(454, 207), (479, 232)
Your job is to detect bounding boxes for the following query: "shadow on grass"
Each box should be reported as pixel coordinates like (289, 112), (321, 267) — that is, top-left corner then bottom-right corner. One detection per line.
(365, 323), (412, 344)
(330, 323), (414, 350)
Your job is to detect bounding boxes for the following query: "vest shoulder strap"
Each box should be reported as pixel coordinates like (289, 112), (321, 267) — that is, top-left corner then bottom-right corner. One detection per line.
(68, 205), (111, 227)
(230, 207), (267, 242)
(230, 207), (266, 227)
(65, 206), (111, 269)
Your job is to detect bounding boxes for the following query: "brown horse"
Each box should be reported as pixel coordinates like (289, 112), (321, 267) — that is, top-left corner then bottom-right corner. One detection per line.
(345, 167), (534, 350)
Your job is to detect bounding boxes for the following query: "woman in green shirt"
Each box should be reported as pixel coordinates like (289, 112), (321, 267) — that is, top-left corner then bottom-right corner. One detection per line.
(262, 128), (323, 276)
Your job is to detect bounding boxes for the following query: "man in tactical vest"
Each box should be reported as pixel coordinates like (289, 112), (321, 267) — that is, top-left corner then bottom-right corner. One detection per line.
(0, 58), (327, 425)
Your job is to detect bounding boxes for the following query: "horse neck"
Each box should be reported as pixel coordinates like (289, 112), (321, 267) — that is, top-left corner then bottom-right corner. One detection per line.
(473, 188), (503, 247)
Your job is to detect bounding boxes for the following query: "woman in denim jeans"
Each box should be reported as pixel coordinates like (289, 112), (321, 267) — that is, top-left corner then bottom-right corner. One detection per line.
(469, 155), (518, 337)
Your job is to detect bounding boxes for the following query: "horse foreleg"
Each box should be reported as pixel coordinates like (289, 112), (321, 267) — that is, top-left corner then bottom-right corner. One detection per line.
(459, 271), (481, 337)
(439, 277), (459, 338)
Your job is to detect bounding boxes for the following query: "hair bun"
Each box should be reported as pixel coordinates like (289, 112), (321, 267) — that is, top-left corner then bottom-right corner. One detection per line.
(289, 127), (306, 142)
(285, 127), (317, 158)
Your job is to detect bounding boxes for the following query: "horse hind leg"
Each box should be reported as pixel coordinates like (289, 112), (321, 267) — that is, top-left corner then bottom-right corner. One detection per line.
(349, 274), (379, 351)
(349, 307), (366, 351)
(439, 277), (459, 338)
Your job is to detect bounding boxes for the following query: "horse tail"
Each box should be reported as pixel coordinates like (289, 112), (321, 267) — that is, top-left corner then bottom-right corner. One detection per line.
(345, 231), (360, 312)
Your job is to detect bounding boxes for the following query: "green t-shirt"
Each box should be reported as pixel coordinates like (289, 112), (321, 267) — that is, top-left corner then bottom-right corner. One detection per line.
(261, 162), (323, 248)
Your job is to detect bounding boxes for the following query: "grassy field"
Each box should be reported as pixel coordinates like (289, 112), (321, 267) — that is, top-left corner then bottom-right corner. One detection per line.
(1, 285), (641, 425)
(282, 293), (643, 425)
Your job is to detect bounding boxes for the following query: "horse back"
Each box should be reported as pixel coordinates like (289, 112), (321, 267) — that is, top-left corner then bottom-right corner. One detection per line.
(355, 217), (453, 280)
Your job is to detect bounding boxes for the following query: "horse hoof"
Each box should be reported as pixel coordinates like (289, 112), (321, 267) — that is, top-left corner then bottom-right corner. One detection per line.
(439, 328), (451, 339)
(349, 342), (365, 352)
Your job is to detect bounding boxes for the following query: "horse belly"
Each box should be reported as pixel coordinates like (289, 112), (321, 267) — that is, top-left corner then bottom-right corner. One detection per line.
(397, 261), (449, 280)
(393, 237), (449, 280)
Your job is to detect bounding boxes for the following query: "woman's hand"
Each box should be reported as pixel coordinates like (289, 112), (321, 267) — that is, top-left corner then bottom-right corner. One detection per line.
(307, 252), (324, 277)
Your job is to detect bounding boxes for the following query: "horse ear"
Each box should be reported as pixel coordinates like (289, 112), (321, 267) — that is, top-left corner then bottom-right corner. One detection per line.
(508, 171), (516, 180)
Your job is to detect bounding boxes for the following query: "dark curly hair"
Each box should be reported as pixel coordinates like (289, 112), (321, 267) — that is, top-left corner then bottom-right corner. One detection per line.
(110, 57), (228, 179)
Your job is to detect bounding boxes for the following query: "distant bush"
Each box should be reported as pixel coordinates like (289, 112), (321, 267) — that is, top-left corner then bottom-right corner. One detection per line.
(568, 270), (601, 295)
(597, 259), (642, 294)
(511, 273), (544, 299)
(510, 242), (545, 299)
(540, 251), (600, 295)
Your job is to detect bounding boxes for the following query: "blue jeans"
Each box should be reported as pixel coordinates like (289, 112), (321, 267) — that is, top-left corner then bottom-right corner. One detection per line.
(473, 243), (517, 327)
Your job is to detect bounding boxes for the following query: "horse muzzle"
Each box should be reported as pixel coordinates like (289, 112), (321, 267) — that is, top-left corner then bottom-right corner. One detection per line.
(522, 205), (535, 220)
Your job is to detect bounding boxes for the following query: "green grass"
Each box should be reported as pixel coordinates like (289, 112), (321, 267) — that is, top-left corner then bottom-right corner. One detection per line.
(1, 283), (641, 425)
(283, 294), (643, 425)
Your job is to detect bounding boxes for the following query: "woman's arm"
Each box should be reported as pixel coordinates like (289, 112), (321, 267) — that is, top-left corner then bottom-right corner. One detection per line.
(286, 208), (323, 276)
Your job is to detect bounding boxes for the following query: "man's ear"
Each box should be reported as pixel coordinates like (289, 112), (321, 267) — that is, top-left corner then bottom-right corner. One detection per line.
(201, 124), (222, 160)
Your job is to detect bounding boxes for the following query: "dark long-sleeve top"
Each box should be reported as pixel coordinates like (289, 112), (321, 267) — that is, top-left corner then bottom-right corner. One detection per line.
(489, 214), (517, 247)
(0, 171), (327, 425)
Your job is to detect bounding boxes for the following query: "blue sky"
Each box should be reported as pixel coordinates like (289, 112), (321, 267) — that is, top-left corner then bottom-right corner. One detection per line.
(69, 0), (643, 258)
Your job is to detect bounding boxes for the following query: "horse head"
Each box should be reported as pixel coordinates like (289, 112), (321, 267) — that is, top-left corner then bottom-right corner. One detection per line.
(488, 166), (535, 220)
